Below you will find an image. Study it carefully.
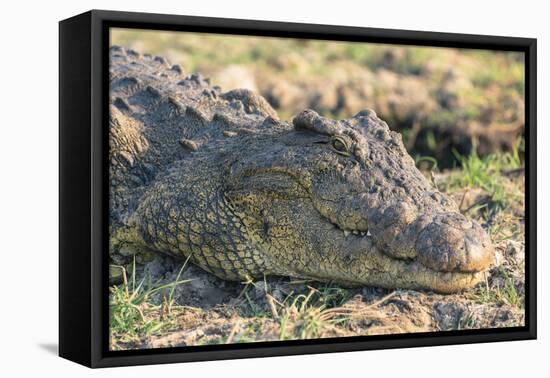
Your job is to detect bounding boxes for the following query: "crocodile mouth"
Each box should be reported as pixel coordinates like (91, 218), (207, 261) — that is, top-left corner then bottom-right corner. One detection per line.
(331, 214), (493, 271)
(341, 229), (371, 238)
(319, 208), (493, 293)
(228, 169), (492, 292)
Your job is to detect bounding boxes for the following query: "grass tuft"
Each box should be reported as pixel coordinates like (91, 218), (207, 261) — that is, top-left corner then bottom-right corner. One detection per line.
(452, 139), (522, 207)
(474, 269), (521, 308)
(109, 257), (192, 348)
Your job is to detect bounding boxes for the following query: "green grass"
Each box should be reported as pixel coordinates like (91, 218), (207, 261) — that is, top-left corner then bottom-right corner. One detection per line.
(457, 312), (478, 330)
(109, 257), (192, 347)
(446, 138), (523, 209)
(475, 268), (521, 308)
(235, 278), (356, 340)
(277, 286), (352, 340)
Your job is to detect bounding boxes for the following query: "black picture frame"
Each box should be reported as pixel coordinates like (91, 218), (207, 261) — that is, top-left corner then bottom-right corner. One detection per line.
(59, 9), (537, 368)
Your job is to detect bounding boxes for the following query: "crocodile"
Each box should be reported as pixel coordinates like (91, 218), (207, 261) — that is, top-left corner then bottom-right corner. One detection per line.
(108, 46), (495, 294)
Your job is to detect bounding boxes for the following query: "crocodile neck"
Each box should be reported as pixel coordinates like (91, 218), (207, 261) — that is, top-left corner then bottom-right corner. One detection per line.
(122, 156), (273, 280)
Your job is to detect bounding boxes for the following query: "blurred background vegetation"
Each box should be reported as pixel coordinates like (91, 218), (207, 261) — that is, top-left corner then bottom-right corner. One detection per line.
(111, 28), (525, 168)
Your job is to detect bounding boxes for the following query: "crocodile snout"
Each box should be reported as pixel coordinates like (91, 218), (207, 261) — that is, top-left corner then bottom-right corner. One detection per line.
(415, 213), (494, 273)
(371, 203), (494, 277)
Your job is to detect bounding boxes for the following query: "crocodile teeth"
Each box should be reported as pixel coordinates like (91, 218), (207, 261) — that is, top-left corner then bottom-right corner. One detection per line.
(342, 229), (370, 237)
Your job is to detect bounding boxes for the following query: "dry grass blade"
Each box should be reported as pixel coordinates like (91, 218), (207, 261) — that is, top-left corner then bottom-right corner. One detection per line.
(266, 294), (279, 319)
(225, 320), (241, 344)
(319, 291), (397, 320)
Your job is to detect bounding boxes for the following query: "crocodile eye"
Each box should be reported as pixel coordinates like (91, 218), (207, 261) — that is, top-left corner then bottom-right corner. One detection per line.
(331, 137), (349, 155)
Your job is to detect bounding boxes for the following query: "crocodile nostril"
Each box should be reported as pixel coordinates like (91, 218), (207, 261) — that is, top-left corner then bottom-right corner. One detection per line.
(415, 213), (494, 273)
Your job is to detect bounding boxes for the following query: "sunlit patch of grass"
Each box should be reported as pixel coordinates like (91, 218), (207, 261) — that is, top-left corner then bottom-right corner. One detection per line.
(233, 277), (352, 339)
(277, 287), (354, 340)
(109, 257), (192, 349)
(444, 138), (523, 210)
(470, 52), (525, 90)
(472, 269), (521, 308)
(435, 139), (524, 245)
(235, 278), (389, 340)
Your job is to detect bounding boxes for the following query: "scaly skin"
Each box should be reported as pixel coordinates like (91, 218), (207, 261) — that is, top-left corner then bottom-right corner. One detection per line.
(109, 46), (494, 293)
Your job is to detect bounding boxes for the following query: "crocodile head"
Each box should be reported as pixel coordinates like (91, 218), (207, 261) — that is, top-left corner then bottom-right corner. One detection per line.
(226, 109), (494, 293)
